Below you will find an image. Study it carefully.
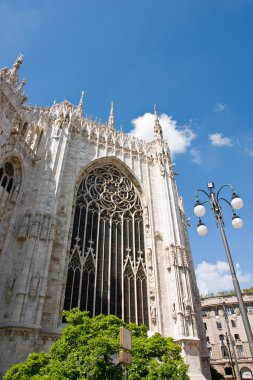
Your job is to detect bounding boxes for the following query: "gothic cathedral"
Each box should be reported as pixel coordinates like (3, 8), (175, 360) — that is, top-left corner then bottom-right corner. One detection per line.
(0, 57), (211, 379)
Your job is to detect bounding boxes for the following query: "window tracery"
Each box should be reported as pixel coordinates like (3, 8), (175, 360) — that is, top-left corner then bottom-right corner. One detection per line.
(64, 164), (149, 326)
(0, 162), (14, 193)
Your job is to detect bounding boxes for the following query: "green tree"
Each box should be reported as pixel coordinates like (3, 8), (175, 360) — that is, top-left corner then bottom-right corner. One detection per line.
(4, 309), (189, 380)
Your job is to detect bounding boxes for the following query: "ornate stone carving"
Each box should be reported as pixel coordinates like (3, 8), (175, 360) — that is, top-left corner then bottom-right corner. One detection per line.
(177, 249), (183, 267)
(30, 213), (42, 238)
(148, 268), (155, 297)
(40, 214), (50, 240)
(29, 272), (40, 300)
(170, 302), (177, 320)
(165, 246), (171, 269)
(154, 231), (162, 241)
(0, 327), (33, 341)
(150, 300), (157, 325)
(18, 213), (30, 240)
(183, 297), (192, 319)
(0, 91), (7, 107)
(167, 244), (189, 269)
(5, 273), (16, 303)
(182, 250), (189, 268)
(169, 244), (176, 266)
(38, 332), (60, 344)
(49, 221), (56, 241)
(146, 248), (152, 268)
(143, 205), (152, 238)
(159, 157), (165, 176)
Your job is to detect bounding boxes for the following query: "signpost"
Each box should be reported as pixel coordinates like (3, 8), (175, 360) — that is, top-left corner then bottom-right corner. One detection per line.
(119, 350), (132, 365)
(119, 327), (132, 380)
(120, 327), (132, 352)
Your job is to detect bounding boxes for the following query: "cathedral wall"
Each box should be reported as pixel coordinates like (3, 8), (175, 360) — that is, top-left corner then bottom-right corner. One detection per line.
(0, 60), (211, 378)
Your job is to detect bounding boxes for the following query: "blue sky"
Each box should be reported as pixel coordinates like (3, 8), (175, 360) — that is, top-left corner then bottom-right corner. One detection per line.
(1, 0), (253, 294)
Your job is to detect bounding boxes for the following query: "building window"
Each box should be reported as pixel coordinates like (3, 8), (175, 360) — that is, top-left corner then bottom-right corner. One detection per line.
(206, 336), (210, 343)
(64, 164), (149, 326)
(231, 319), (237, 328)
(216, 321), (222, 329)
(0, 162), (14, 193)
(234, 334), (240, 341)
(225, 306), (235, 315)
(225, 367), (233, 376)
(219, 334), (225, 341)
(221, 345), (228, 358)
(203, 322), (207, 330)
(208, 347), (212, 357)
(236, 345), (244, 357)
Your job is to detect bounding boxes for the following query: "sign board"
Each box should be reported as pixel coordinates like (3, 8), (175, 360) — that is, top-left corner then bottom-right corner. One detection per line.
(120, 327), (132, 351)
(119, 349), (132, 365)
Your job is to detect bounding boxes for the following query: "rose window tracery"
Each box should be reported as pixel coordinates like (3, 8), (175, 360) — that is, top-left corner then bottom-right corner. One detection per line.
(64, 164), (149, 326)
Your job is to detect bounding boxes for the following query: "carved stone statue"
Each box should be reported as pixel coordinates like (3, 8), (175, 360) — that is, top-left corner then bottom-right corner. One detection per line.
(183, 297), (192, 319)
(170, 302), (177, 320)
(5, 273), (16, 303)
(150, 300), (157, 324)
(143, 206), (149, 226)
(177, 249), (183, 267)
(30, 213), (41, 238)
(40, 214), (50, 240)
(163, 247), (170, 270)
(29, 272), (40, 299)
(146, 248), (152, 267)
(18, 213), (30, 240)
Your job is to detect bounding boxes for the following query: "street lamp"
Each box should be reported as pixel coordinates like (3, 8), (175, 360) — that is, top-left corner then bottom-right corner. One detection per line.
(194, 182), (253, 360)
(216, 302), (241, 379)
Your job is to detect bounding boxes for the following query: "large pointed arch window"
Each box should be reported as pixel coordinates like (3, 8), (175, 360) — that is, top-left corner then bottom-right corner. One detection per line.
(64, 164), (149, 326)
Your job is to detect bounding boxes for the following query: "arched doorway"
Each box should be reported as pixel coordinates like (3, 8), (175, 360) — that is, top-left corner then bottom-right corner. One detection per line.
(64, 163), (149, 326)
(241, 367), (253, 379)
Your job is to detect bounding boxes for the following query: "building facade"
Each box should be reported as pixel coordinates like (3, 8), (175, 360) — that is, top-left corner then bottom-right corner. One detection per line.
(0, 56), (211, 379)
(201, 292), (253, 379)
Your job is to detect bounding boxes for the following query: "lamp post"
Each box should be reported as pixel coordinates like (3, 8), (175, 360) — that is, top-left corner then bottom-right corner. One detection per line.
(217, 302), (241, 379)
(194, 182), (253, 360)
(223, 332), (237, 380)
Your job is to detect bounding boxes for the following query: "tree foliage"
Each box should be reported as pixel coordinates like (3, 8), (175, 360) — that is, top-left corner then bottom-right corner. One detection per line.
(4, 309), (189, 380)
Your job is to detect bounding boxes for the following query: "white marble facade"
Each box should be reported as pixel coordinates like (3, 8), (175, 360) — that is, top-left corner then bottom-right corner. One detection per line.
(0, 57), (211, 379)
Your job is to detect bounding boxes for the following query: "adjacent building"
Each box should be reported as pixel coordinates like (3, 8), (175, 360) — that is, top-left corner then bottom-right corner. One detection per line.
(201, 292), (253, 379)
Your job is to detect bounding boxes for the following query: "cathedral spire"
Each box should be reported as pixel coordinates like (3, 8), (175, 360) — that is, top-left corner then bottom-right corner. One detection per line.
(12, 54), (24, 71)
(77, 91), (84, 117)
(8, 54), (24, 88)
(108, 101), (114, 131)
(154, 104), (163, 140)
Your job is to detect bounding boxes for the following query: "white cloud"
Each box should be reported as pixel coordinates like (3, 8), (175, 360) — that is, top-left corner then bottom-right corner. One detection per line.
(130, 113), (195, 156)
(190, 148), (202, 164)
(214, 103), (226, 112)
(196, 260), (252, 296)
(209, 133), (233, 147)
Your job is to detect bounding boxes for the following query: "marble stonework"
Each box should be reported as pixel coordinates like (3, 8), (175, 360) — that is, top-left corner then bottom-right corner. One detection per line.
(0, 56), (211, 379)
